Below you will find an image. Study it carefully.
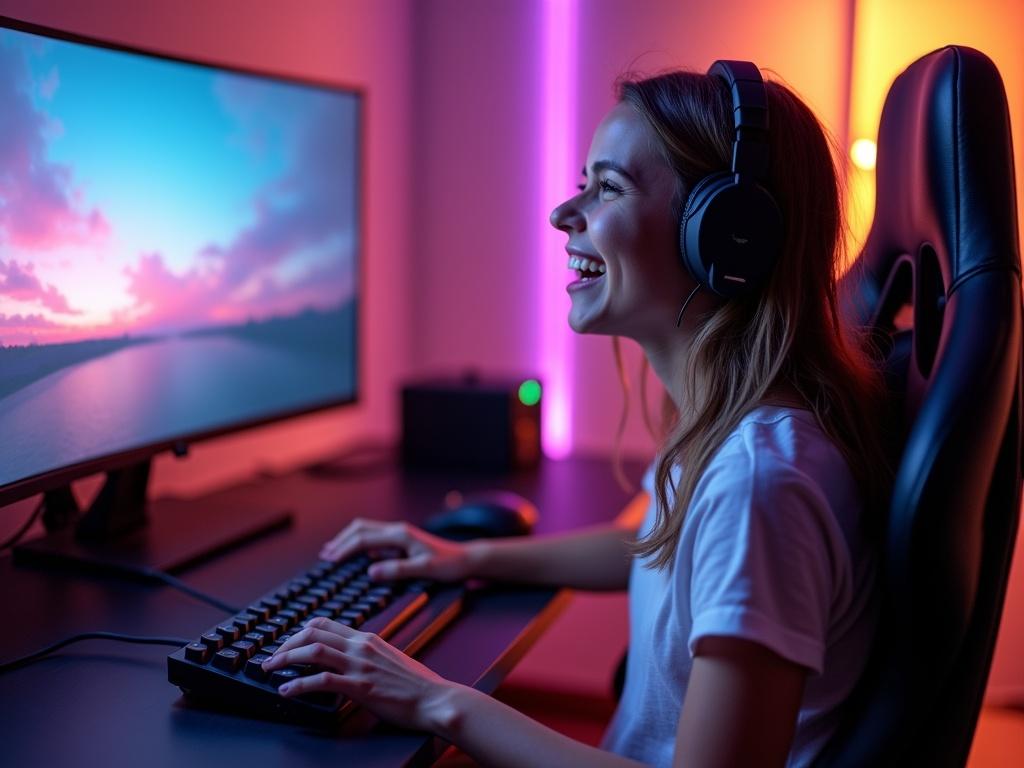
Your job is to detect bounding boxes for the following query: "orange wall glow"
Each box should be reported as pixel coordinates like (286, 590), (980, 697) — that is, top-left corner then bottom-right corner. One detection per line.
(846, 0), (1024, 260)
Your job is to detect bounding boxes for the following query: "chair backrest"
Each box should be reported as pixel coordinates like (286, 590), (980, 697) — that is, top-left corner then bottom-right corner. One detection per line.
(815, 46), (1023, 767)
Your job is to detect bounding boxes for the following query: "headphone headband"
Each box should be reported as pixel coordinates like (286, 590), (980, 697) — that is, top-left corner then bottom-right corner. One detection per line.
(678, 59), (783, 299)
(707, 60), (770, 182)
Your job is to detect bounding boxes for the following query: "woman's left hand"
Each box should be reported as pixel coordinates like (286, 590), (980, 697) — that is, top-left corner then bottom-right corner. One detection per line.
(260, 616), (457, 732)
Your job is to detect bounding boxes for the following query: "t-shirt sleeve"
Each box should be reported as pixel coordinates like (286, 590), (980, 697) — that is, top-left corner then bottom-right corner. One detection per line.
(685, 447), (849, 675)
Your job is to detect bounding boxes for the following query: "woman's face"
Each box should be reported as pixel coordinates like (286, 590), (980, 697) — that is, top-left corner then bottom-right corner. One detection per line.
(550, 102), (693, 341)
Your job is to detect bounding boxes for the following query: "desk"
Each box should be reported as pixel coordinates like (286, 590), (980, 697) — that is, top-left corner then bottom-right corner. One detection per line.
(0, 454), (637, 768)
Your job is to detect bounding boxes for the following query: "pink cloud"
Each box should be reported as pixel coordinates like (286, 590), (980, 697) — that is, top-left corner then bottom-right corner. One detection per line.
(201, 97), (356, 297)
(0, 44), (110, 250)
(0, 311), (58, 328)
(118, 251), (239, 333)
(0, 259), (80, 315)
(117, 98), (356, 333)
(0, 311), (61, 346)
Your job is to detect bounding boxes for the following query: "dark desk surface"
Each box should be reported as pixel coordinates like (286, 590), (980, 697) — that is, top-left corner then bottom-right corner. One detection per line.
(0, 454), (639, 768)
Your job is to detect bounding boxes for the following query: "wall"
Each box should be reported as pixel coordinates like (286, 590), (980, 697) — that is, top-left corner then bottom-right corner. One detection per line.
(410, 0), (855, 461)
(0, 0), (414, 500)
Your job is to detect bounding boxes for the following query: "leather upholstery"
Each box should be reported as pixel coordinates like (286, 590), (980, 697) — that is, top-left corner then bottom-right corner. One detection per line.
(816, 46), (1023, 767)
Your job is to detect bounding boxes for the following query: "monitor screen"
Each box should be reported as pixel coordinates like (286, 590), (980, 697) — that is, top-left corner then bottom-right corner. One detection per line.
(0, 19), (359, 500)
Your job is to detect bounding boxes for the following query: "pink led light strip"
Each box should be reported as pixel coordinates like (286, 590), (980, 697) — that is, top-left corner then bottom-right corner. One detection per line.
(539, 0), (578, 458)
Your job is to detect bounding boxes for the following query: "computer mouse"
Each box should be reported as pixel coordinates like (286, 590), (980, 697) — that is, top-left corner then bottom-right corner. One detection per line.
(423, 490), (538, 541)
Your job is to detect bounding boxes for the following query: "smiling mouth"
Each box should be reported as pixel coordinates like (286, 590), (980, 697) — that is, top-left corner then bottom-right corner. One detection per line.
(567, 254), (606, 281)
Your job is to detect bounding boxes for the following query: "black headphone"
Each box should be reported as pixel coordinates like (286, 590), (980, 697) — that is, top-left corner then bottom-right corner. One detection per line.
(678, 60), (783, 299)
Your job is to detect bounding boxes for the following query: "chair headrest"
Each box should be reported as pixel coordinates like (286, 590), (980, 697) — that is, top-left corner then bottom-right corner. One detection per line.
(845, 46), (1020, 332)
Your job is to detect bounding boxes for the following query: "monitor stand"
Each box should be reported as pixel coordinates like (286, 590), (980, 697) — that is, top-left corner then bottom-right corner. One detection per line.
(12, 459), (293, 578)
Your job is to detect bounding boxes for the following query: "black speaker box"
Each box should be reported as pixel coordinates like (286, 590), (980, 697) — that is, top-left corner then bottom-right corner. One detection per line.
(400, 375), (542, 472)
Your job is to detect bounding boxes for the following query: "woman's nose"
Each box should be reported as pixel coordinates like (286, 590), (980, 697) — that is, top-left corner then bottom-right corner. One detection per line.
(549, 195), (583, 232)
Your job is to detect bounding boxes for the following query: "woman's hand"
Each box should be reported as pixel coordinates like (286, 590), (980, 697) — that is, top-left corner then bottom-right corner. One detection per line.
(262, 616), (461, 732)
(319, 518), (476, 582)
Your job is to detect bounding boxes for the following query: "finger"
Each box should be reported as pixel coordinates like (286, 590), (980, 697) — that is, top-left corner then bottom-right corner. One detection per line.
(320, 524), (408, 563)
(264, 641), (348, 673)
(279, 671), (350, 698)
(272, 623), (354, 658)
(368, 553), (432, 581)
(318, 518), (380, 559)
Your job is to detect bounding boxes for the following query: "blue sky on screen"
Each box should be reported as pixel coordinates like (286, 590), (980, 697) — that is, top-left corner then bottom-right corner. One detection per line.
(0, 26), (357, 346)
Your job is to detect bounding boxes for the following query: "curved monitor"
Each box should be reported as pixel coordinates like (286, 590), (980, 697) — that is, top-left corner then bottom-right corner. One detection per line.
(0, 17), (360, 508)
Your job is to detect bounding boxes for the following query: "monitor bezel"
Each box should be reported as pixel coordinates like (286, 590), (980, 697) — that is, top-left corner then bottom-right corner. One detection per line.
(0, 14), (364, 508)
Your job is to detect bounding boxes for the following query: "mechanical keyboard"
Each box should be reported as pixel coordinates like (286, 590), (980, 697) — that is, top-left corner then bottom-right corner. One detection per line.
(167, 550), (463, 724)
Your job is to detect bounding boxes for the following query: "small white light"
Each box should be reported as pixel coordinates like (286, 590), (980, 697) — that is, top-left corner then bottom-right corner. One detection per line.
(851, 138), (877, 171)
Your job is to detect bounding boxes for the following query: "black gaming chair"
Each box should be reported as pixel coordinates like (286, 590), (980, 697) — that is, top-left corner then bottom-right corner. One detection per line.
(814, 46), (1023, 767)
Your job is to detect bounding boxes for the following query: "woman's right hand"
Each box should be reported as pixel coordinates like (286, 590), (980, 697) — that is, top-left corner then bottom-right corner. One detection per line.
(318, 518), (476, 583)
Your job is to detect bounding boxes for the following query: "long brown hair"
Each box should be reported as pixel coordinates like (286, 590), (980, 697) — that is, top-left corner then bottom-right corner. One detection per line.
(618, 70), (891, 570)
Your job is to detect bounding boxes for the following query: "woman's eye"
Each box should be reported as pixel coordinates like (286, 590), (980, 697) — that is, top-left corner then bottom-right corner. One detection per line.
(575, 179), (624, 196)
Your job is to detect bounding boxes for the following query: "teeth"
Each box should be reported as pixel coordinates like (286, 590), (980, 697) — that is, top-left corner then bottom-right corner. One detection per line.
(566, 256), (606, 274)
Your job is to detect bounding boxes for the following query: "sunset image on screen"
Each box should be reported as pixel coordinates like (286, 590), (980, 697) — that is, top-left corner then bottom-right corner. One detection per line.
(0, 27), (358, 487)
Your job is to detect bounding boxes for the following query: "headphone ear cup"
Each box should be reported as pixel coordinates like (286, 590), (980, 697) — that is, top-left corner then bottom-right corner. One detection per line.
(679, 172), (734, 288)
(682, 179), (784, 298)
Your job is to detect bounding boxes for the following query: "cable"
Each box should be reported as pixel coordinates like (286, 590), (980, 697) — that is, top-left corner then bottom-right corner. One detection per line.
(0, 498), (45, 552)
(675, 284), (702, 328)
(138, 567), (241, 614)
(0, 632), (190, 675)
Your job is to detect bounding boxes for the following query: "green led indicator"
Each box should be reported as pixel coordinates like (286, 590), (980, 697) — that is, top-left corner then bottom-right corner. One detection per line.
(518, 379), (542, 406)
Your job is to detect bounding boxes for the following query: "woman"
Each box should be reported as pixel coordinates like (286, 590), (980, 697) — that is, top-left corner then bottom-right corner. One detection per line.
(260, 63), (889, 767)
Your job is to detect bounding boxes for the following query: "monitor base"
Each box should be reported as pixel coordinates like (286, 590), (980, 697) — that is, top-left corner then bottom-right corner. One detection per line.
(12, 496), (292, 578)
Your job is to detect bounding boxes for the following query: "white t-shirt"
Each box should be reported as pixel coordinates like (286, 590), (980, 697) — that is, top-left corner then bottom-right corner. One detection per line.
(601, 405), (879, 767)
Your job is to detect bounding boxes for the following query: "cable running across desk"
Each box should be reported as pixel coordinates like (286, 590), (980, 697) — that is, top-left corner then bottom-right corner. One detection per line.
(0, 632), (191, 675)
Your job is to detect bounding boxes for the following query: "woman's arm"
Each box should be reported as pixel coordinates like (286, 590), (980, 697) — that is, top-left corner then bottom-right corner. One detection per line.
(263, 622), (806, 768)
(673, 636), (807, 768)
(432, 683), (646, 768)
(321, 491), (648, 592)
(264, 617), (647, 768)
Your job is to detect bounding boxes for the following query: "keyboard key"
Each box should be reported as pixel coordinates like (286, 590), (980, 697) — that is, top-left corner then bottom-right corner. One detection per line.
(276, 609), (299, 627)
(308, 588), (330, 602)
(338, 610), (365, 628)
(349, 601), (376, 615)
(200, 632), (225, 651)
(248, 604), (271, 622)
(359, 594), (388, 611)
(296, 595), (321, 609)
(185, 642), (210, 663)
(213, 648), (242, 672)
(322, 599), (349, 612)
(233, 613), (258, 633)
(312, 609), (334, 619)
(262, 644), (280, 655)
(271, 667), (303, 688)
(254, 623), (281, 641)
(286, 601), (310, 619)
(216, 624), (241, 642)
(243, 631), (265, 647)
(245, 654), (271, 681)
(231, 640), (257, 660)
(268, 616), (291, 633)
(261, 596), (284, 613)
